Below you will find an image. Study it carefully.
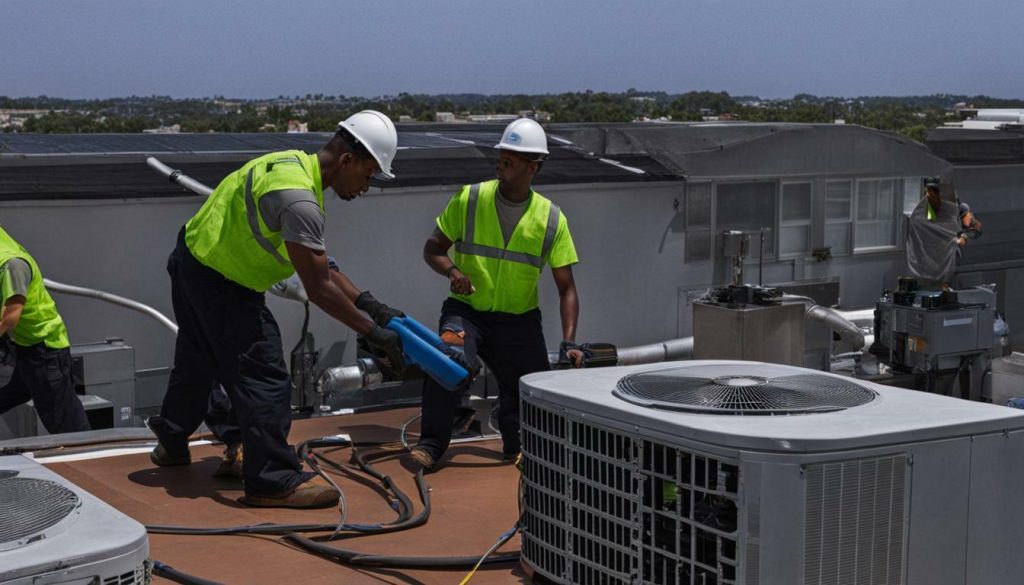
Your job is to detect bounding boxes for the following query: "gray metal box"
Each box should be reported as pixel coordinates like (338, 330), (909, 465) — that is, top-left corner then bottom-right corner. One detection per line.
(876, 302), (994, 372)
(0, 395), (113, 439)
(71, 340), (136, 427)
(693, 301), (805, 365)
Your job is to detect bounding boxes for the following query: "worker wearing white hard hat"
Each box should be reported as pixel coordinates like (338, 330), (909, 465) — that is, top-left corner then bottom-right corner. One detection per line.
(148, 110), (407, 508)
(410, 117), (583, 470)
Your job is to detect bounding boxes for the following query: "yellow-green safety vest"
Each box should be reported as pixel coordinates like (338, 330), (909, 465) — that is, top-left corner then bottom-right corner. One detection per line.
(449, 180), (563, 314)
(185, 150), (324, 292)
(0, 227), (70, 348)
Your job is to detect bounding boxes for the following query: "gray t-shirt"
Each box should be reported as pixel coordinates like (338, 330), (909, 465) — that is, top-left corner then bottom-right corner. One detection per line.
(495, 188), (531, 246)
(258, 189), (326, 251)
(0, 258), (32, 300)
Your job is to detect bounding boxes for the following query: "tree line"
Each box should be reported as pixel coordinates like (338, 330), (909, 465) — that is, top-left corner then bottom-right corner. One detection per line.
(3, 91), (1023, 143)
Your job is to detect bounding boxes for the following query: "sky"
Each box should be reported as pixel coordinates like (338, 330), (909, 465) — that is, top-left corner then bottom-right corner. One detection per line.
(4, 0), (1024, 100)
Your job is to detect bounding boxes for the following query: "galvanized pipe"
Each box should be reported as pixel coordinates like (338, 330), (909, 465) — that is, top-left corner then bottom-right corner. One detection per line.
(146, 157), (214, 197)
(616, 337), (694, 365)
(44, 278), (178, 335)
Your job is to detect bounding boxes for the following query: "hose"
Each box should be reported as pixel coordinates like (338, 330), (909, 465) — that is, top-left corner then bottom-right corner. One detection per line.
(151, 560), (224, 585)
(284, 533), (519, 568)
(43, 278), (178, 335)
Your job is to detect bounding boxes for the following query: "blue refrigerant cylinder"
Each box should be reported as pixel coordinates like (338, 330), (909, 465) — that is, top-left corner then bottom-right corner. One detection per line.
(385, 316), (469, 391)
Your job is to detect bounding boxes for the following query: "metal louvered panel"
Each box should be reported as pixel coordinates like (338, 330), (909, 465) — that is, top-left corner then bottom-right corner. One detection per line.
(0, 475), (80, 551)
(521, 400), (742, 585)
(804, 455), (908, 585)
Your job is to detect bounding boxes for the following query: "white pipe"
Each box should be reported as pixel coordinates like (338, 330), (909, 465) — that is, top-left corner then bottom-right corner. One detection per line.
(616, 337), (694, 365)
(44, 278), (178, 335)
(146, 157), (213, 197)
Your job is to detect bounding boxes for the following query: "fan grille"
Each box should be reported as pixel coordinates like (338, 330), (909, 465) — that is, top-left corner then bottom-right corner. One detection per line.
(614, 366), (876, 415)
(0, 474), (80, 547)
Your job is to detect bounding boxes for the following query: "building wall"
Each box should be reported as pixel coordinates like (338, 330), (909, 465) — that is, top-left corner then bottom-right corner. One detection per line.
(1, 177), (912, 374)
(0, 125), (957, 374)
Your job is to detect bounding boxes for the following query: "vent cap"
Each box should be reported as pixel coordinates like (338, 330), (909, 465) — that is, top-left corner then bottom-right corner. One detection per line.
(614, 364), (876, 415)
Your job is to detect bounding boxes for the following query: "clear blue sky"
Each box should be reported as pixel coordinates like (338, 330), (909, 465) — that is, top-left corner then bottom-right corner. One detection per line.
(5, 0), (1023, 99)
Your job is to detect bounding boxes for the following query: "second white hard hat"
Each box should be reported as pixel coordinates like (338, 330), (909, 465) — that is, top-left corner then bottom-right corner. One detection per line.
(338, 110), (398, 179)
(494, 118), (549, 158)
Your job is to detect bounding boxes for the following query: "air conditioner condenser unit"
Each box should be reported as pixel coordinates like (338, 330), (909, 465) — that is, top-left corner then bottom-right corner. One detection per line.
(0, 454), (149, 584)
(518, 360), (1024, 585)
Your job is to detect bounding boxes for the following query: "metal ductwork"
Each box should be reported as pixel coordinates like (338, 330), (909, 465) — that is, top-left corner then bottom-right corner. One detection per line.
(783, 295), (865, 350)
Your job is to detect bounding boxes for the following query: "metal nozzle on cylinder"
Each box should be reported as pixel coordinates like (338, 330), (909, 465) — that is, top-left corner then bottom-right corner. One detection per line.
(317, 358), (384, 402)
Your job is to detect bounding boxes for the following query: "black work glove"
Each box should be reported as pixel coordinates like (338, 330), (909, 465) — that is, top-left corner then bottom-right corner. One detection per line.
(355, 290), (405, 328)
(364, 325), (405, 376)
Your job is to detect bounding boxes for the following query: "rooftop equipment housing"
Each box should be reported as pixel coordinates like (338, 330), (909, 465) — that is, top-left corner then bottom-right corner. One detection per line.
(519, 360), (1024, 585)
(0, 454), (149, 584)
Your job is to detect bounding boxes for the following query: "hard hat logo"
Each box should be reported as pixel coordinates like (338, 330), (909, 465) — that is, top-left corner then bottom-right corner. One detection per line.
(507, 132), (522, 144)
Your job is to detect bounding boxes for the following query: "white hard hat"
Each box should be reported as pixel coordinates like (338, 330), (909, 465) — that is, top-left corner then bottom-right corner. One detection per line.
(494, 118), (549, 159)
(337, 110), (398, 179)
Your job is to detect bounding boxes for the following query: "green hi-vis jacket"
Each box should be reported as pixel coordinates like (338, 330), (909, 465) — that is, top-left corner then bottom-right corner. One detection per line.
(185, 150), (324, 292)
(0, 227), (70, 348)
(437, 179), (578, 314)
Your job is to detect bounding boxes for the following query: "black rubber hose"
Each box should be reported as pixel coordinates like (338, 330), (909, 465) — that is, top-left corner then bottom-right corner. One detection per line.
(151, 560), (225, 585)
(146, 444), (422, 536)
(282, 534), (521, 567)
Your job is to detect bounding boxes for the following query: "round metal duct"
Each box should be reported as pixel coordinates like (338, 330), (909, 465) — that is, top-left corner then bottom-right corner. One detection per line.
(0, 475), (80, 550)
(614, 365), (876, 415)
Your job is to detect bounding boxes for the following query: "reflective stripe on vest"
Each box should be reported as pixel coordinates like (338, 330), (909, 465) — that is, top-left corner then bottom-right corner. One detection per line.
(244, 167), (289, 266)
(453, 183), (560, 269)
(185, 151), (323, 292)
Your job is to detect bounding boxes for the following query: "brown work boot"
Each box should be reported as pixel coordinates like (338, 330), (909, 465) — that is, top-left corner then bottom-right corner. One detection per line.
(239, 476), (340, 509)
(150, 443), (191, 467)
(409, 447), (436, 470)
(212, 443), (243, 480)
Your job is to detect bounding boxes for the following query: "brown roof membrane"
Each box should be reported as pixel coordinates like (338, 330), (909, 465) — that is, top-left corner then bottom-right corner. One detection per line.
(42, 407), (531, 585)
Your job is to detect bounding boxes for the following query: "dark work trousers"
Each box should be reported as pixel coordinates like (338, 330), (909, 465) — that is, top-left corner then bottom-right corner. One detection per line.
(416, 298), (550, 461)
(204, 385), (241, 447)
(0, 342), (90, 434)
(154, 228), (308, 496)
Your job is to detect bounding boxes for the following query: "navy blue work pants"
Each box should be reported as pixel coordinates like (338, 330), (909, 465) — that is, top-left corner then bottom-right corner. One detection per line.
(417, 298), (550, 460)
(0, 342), (90, 434)
(154, 228), (308, 495)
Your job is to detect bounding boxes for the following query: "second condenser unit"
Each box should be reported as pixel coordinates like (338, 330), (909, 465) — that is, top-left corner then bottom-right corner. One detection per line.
(519, 360), (1024, 585)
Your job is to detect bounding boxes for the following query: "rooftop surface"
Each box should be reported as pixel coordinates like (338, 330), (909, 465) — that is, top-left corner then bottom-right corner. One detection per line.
(34, 407), (527, 585)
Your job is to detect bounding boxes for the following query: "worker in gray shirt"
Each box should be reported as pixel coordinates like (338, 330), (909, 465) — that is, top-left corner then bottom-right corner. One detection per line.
(0, 225), (90, 434)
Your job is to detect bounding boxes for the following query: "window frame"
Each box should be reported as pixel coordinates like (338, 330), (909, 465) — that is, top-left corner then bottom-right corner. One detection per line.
(778, 180), (814, 259)
(712, 179), (779, 261)
(824, 178), (854, 257)
(852, 177), (904, 254)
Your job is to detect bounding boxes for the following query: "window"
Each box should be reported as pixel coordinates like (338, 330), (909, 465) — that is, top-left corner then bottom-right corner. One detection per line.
(779, 182), (812, 257)
(715, 182), (776, 255)
(855, 178), (901, 251)
(903, 176), (923, 215)
(685, 182), (712, 262)
(825, 180), (852, 255)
